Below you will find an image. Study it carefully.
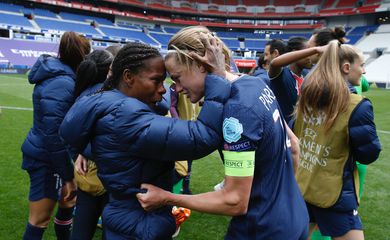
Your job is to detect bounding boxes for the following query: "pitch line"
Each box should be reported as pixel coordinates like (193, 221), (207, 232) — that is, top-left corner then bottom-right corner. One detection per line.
(0, 106), (33, 111)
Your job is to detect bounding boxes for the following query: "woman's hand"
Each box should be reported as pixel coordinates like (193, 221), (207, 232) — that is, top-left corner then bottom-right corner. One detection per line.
(189, 32), (226, 78)
(75, 154), (88, 176)
(136, 183), (170, 211)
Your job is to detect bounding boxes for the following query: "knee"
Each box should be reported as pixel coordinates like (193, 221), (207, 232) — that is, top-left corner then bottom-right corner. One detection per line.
(59, 197), (76, 208)
(29, 215), (51, 228)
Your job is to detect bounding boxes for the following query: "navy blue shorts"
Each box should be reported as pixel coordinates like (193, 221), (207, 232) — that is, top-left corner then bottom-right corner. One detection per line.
(26, 163), (62, 201)
(306, 202), (363, 237)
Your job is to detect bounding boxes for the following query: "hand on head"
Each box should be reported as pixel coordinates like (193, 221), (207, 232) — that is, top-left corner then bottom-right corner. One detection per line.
(189, 32), (226, 78)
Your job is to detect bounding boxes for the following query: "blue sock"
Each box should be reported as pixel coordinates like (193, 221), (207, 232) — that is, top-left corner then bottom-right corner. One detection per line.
(54, 207), (74, 240)
(23, 223), (45, 240)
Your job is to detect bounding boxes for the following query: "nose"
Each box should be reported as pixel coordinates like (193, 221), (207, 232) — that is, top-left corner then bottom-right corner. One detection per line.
(362, 67), (366, 75)
(158, 82), (166, 95)
(175, 83), (184, 93)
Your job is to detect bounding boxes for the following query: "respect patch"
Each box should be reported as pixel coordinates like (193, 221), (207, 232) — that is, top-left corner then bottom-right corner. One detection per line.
(223, 140), (252, 152)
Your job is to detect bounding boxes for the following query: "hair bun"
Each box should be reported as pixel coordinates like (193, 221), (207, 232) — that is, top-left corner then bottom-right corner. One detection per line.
(333, 26), (346, 38)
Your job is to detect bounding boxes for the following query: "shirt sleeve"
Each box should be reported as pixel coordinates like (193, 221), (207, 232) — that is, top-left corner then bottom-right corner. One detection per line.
(349, 99), (381, 164)
(222, 103), (263, 152)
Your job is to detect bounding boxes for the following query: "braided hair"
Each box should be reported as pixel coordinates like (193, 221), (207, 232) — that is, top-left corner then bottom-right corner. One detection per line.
(286, 36), (308, 52)
(75, 50), (113, 98)
(102, 42), (161, 91)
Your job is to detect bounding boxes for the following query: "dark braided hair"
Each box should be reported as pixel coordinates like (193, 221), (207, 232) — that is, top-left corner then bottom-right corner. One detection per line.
(102, 42), (162, 91)
(74, 49), (114, 98)
(286, 36), (308, 52)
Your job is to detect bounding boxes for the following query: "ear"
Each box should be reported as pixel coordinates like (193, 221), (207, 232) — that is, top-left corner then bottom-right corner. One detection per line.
(198, 63), (207, 73)
(192, 62), (207, 73)
(341, 62), (350, 75)
(123, 69), (135, 88)
(273, 49), (280, 57)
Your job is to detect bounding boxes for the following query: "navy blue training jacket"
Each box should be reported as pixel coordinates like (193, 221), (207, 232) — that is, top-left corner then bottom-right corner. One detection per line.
(21, 54), (75, 182)
(60, 74), (230, 239)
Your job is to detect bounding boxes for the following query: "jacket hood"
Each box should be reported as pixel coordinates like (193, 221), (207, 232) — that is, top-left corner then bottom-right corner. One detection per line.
(28, 54), (75, 84)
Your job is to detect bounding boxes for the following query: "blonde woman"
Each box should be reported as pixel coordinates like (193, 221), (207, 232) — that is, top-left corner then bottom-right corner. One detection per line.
(137, 26), (309, 240)
(293, 41), (381, 240)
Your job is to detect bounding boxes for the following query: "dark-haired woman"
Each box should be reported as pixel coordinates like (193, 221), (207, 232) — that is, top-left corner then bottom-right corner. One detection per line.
(21, 31), (90, 240)
(70, 49), (114, 240)
(60, 42), (231, 239)
(268, 36), (315, 122)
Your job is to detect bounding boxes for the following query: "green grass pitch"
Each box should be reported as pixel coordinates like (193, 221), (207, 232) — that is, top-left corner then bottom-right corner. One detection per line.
(0, 74), (389, 239)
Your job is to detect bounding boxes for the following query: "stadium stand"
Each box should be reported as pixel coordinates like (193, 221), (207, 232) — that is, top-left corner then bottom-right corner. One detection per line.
(0, 0), (388, 84)
(99, 26), (159, 46)
(365, 54), (390, 83)
(0, 12), (33, 29)
(59, 12), (114, 25)
(35, 18), (101, 35)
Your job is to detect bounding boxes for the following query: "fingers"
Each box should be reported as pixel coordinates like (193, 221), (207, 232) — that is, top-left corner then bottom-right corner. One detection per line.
(188, 51), (206, 64)
(199, 32), (212, 49)
(82, 159), (88, 173)
(75, 154), (88, 175)
(75, 163), (85, 175)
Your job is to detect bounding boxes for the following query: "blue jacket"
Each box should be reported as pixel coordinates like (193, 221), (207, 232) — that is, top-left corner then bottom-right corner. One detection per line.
(252, 67), (270, 86)
(333, 96), (381, 211)
(60, 74), (231, 239)
(77, 83), (171, 160)
(21, 55), (75, 181)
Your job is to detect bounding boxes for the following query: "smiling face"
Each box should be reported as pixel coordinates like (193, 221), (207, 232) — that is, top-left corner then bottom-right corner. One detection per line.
(345, 55), (366, 86)
(127, 56), (167, 105)
(165, 56), (207, 103)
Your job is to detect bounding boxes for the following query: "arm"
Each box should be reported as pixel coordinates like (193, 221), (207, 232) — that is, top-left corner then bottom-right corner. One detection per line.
(285, 122), (299, 174)
(268, 46), (323, 79)
(138, 174), (253, 216)
(137, 105), (260, 216)
(349, 99), (381, 164)
(60, 94), (101, 155)
(41, 77), (75, 182)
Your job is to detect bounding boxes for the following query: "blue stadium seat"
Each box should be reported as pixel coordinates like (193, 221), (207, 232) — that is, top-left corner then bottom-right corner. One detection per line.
(245, 39), (268, 51)
(32, 9), (58, 18)
(164, 27), (181, 34)
(0, 13), (33, 28)
(59, 12), (113, 25)
(0, 2), (24, 13)
(100, 27), (159, 46)
(150, 33), (173, 48)
(35, 18), (100, 35)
